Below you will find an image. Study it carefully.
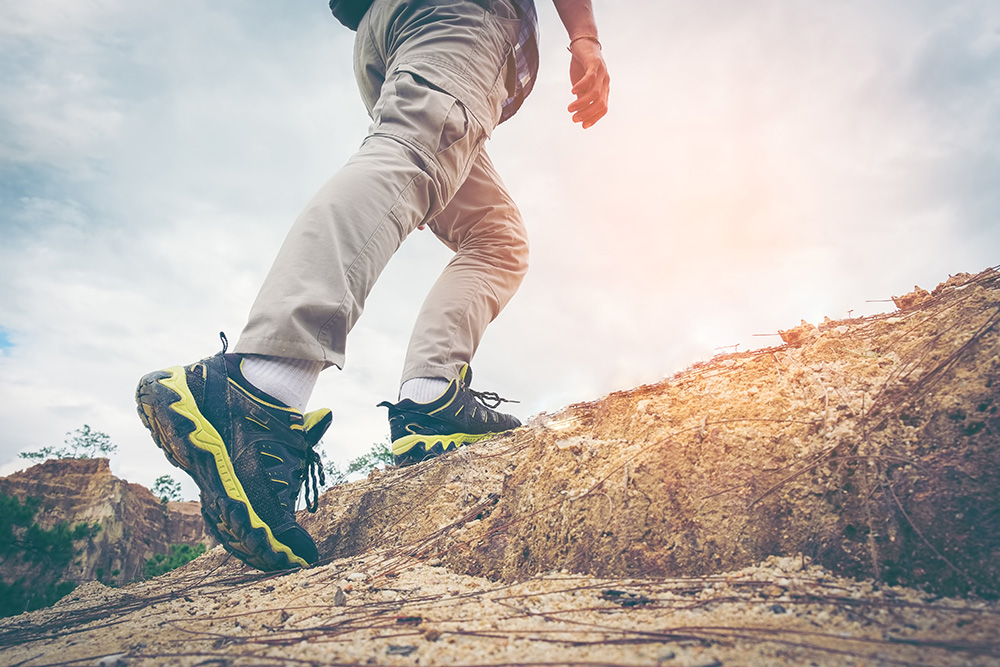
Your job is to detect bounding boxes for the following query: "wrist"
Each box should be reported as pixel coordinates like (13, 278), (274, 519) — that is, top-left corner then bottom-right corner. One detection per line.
(567, 34), (601, 52)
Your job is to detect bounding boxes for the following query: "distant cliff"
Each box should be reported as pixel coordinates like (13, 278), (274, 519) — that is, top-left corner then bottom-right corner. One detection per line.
(0, 458), (212, 586)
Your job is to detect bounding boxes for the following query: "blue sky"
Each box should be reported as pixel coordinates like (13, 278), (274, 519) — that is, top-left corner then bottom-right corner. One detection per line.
(1, 1), (998, 498)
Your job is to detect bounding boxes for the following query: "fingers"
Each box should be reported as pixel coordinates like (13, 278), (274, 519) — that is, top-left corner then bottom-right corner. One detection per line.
(573, 102), (606, 129)
(570, 69), (597, 99)
(566, 43), (609, 129)
(567, 64), (609, 129)
(567, 73), (600, 111)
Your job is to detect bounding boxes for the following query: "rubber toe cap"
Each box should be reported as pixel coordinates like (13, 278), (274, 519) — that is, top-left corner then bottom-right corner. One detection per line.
(277, 524), (319, 565)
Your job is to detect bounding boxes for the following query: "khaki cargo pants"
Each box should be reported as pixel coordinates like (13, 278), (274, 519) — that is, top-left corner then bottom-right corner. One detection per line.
(235, 0), (529, 383)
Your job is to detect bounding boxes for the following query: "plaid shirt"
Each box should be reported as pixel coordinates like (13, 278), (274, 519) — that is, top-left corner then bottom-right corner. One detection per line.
(500, 0), (539, 123)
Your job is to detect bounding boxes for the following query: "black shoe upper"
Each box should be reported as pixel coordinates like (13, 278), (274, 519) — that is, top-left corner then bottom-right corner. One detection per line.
(223, 354), (323, 523)
(179, 350), (328, 565)
(380, 365), (521, 442)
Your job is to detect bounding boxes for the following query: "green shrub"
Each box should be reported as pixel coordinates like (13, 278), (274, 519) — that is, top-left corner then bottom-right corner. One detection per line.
(0, 493), (99, 618)
(0, 578), (77, 618)
(144, 543), (207, 579)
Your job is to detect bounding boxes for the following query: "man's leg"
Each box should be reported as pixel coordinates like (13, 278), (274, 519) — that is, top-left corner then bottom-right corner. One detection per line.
(134, 0), (522, 571)
(137, 79), (488, 571)
(234, 0), (518, 369)
(401, 149), (528, 385)
(384, 149), (528, 467)
(233, 87), (486, 368)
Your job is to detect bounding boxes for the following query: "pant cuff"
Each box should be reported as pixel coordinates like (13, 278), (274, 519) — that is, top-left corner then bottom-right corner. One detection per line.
(400, 362), (464, 385)
(233, 335), (343, 370)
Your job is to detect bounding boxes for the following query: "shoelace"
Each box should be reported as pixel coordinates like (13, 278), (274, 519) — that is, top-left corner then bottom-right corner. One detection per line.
(303, 445), (325, 513)
(469, 388), (520, 410)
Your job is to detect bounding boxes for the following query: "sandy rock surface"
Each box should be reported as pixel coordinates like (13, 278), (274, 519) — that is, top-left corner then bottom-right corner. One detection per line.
(1, 547), (998, 666)
(301, 267), (1000, 596)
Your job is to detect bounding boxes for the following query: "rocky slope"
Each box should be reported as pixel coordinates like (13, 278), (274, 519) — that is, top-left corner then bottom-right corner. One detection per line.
(0, 458), (213, 586)
(0, 267), (998, 667)
(301, 267), (1000, 598)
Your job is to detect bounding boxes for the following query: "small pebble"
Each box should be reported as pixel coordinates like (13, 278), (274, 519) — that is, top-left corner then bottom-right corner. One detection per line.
(387, 645), (417, 656)
(92, 655), (128, 667)
(761, 584), (783, 598)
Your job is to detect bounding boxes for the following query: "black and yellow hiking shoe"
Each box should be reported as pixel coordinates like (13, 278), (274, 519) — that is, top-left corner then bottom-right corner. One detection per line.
(378, 365), (520, 467)
(135, 335), (331, 572)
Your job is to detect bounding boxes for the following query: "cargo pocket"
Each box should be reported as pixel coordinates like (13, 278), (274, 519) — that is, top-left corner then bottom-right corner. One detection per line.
(425, 79), (482, 206)
(373, 70), (485, 211)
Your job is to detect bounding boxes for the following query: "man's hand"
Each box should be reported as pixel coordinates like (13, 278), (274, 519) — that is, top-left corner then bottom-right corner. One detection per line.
(567, 38), (610, 129)
(552, 0), (609, 129)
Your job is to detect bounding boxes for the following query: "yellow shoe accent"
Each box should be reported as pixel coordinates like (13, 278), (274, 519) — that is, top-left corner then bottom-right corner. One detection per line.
(427, 381), (459, 416)
(390, 431), (492, 457)
(303, 408), (331, 432)
(159, 366), (308, 568)
(228, 377), (300, 414)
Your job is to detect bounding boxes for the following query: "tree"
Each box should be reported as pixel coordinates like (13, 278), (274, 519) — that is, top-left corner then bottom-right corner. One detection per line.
(343, 441), (394, 476)
(323, 441), (395, 486)
(0, 493), (101, 617)
(152, 475), (182, 504)
(19, 425), (117, 462)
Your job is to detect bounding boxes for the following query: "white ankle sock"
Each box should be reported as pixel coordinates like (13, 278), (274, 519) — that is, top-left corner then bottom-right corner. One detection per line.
(399, 377), (450, 403)
(240, 354), (324, 412)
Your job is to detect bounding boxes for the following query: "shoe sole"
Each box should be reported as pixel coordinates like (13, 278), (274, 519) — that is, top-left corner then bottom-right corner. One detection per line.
(135, 366), (309, 570)
(391, 431), (493, 467)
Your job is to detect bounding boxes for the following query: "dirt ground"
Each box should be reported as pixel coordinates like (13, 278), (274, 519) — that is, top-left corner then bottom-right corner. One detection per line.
(2, 267), (998, 666)
(1, 547), (998, 666)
